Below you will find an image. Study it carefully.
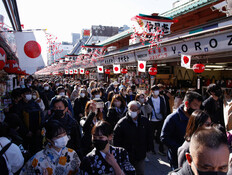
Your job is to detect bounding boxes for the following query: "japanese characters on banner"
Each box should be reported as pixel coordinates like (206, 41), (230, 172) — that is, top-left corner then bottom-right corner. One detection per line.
(97, 66), (104, 73)
(181, 54), (191, 69)
(113, 64), (120, 74)
(103, 53), (136, 66)
(14, 30), (48, 74)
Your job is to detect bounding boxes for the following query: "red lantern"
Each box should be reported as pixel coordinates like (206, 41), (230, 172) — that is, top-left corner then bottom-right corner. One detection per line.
(4, 60), (19, 73)
(105, 69), (110, 74)
(148, 67), (157, 76)
(15, 67), (22, 74)
(193, 64), (205, 73)
(0, 47), (7, 70)
(121, 68), (128, 74)
(85, 70), (90, 75)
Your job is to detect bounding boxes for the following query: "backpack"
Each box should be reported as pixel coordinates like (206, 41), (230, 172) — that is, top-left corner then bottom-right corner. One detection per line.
(0, 142), (12, 175)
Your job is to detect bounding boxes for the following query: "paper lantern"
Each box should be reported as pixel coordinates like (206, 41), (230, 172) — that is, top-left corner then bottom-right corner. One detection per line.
(85, 70), (90, 75)
(121, 68), (128, 74)
(15, 67), (22, 74)
(148, 67), (157, 76)
(0, 47), (7, 70)
(4, 60), (19, 73)
(193, 64), (205, 73)
(105, 69), (110, 74)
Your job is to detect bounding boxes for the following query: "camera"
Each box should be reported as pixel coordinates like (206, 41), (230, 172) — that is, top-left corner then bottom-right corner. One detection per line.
(210, 1), (227, 11)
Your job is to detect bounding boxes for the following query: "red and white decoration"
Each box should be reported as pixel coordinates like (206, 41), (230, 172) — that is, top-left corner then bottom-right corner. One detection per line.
(74, 69), (78, 74)
(65, 70), (69, 74)
(85, 70), (90, 75)
(79, 68), (85, 74)
(121, 68), (128, 74)
(192, 64), (205, 73)
(105, 69), (110, 74)
(69, 69), (73, 74)
(148, 67), (157, 76)
(0, 47), (7, 70)
(14, 30), (48, 74)
(138, 61), (146, 72)
(97, 66), (104, 73)
(181, 54), (191, 69)
(113, 64), (120, 74)
(4, 60), (19, 73)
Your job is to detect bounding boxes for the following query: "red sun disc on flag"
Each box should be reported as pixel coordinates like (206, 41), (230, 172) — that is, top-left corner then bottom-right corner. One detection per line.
(81, 70), (83, 72)
(99, 68), (102, 71)
(114, 67), (119, 71)
(183, 56), (189, 64)
(24, 41), (41, 58)
(139, 63), (144, 69)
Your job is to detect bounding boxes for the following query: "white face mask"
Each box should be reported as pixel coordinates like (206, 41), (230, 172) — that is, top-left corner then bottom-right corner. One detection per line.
(59, 92), (65, 96)
(80, 93), (85, 98)
(140, 98), (145, 103)
(95, 95), (100, 98)
(154, 90), (159, 96)
(53, 135), (69, 148)
(129, 111), (137, 119)
(25, 94), (32, 101)
(44, 86), (49, 91)
(32, 95), (37, 100)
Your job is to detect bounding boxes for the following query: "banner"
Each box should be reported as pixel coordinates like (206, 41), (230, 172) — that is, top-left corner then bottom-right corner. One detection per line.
(181, 54), (191, 69)
(97, 66), (104, 73)
(113, 64), (120, 74)
(138, 61), (146, 72)
(14, 30), (48, 74)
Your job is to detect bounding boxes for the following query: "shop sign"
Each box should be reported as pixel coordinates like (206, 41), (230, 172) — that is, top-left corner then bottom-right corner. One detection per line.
(103, 53), (135, 65)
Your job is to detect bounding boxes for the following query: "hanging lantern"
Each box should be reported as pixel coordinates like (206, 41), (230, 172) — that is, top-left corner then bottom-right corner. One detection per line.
(85, 70), (90, 75)
(193, 64), (205, 73)
(105, 69), (110, 74)
(4, 60), (19, 73)
(121, 68), (128, 74)
(148, 67), (157, 76)
(0, 47), (7, 70)
(15, 67), (22, 74)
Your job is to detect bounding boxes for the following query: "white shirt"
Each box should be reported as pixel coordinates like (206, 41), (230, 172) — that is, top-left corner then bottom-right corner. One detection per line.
(151, 96), (161, 121)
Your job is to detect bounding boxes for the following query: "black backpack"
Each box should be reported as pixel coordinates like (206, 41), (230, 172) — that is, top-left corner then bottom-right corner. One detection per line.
(0, 142), (12, 175)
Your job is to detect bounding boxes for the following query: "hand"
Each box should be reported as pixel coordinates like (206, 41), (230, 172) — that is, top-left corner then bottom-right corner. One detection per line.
(105, 152), (117, 167)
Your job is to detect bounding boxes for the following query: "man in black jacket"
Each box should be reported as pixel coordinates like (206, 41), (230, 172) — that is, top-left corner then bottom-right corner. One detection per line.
(169, 126), (229, 175)
(203, 84), (225, 127)
(113, 101), (153, 175)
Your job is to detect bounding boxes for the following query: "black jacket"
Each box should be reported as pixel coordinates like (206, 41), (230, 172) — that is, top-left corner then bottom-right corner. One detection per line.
(203, 96), (224, 126)
(147, 95), (167, 121)
(113, 113), (153, 163)
(73, 96), (89, 122)
(106, 107), (127, 128)
(169, 162), (194, 175)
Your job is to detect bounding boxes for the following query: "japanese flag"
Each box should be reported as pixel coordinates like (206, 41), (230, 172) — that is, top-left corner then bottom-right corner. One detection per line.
(74, 69), (78, 74)
(138, 61), (146, 72)
(113, 64), (120, 74)
(65, 70), (69, 74)
(14, 30), (48, 74)
(97, 66), (104, 73)
(80, 68), (85, 74)
(69, 69), (73, 74)
(181, 55), (191, 69)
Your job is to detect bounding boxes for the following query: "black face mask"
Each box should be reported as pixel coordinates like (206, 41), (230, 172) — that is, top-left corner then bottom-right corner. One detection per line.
(92, 140), (108, 150)
(53, 109), (64, 119)
(197, 170), (227, 175)
(187, 108), (195, 115)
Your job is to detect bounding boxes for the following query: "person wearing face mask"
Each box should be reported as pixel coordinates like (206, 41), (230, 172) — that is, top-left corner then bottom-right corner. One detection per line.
(203, 84), (225, 127)
(147, 85), (167, 156)
(161, 91), (203, 170)
(119, 87), (128, 105)
(106, 81), (120, 98)
(49, 86), (74, 117)
(70, 84), (81, 102)
(87, 81), (96, 99)
(32, 90), (45, 112)
(79, 100), (104, 156)
(169, 125), (229, 175)
(135, 93), (153, 119)
(113, 101), (153, 175)
(104, 91), (115, 115)
(20, 120), (81, 175)
(80, 121), (136, 174)
(47, 97), (81, 154)
(126, 87), (136, 104)
(106, 94), (127, 128)
(20, 88), (44, 155)
(73, 88), (90, 123)
(90, 88), (101, 100)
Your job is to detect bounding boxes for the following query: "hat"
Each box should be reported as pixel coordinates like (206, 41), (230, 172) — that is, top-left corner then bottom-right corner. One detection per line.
(151, 85), (159, 91)
(113, 81), (119, 86)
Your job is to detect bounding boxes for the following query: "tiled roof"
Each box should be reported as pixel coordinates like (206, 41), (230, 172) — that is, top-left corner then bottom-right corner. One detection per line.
(161, 0), (220, 18)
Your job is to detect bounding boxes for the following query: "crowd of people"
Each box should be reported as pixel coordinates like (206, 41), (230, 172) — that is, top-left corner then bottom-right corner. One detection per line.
(0, 76), (232, 175)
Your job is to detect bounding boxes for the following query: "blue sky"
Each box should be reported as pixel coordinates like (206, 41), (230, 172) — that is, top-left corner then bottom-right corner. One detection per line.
(16, 0), (175, 42)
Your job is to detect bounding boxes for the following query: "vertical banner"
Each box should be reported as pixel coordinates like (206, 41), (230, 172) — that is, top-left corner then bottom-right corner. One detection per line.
(181, 54), (191, 69)
(113, 64), (120, 74)
(138, 61), (146, 72)
(97, 66), (104, 73)
(14, 30), (48, 74)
